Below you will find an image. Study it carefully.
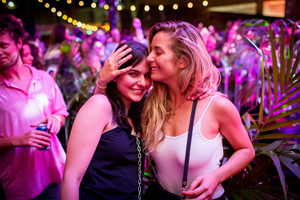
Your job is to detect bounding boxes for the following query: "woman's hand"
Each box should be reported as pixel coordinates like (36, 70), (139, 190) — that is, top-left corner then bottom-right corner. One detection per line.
(182, 172), (220, 200)
(187, 89), (213, 101)
(95, 45), (133, 94)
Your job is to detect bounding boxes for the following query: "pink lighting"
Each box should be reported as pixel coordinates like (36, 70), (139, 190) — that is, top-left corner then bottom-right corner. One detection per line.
(263, 1), (285, 18)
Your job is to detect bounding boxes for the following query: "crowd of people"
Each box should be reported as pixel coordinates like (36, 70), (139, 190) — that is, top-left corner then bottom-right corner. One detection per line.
(0, 13), (255, 200)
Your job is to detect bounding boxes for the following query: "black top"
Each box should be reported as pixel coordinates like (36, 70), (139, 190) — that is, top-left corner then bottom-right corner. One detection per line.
(79, 124), (144, 200)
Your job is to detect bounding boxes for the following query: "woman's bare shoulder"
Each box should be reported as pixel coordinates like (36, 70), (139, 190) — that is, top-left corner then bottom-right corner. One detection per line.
(209, 95), (237, 113)
(80, 94), (112, 115)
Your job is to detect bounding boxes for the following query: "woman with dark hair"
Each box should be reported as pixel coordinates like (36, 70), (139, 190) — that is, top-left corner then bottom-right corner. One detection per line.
(20, 40), (34, 66)
(60, 41), (151, 200)
(21, 39), (45, 70)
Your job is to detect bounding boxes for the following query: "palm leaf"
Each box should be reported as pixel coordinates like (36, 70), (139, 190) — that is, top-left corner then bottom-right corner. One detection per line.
(258, 56), (264, 126)
(269, 23), (279, 103)
(289, 50), (300, 83)
(278, 86), (300, 103)
(266, 107), (300, 123)
(279, 23), (286, 95)
(279, 155), (300, 179)
(273, 95), (300, 112)
(258, 150), (287, 199)
(284, 75), (300, 94)
(260, 120), (300, 132)
(286, 24), (296, 84)
(254, 133), (300, 140)
(265, 62), (272, 114)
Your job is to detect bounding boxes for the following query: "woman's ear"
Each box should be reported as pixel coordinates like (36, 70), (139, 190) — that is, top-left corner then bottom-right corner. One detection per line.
(178, 56), (188, 69)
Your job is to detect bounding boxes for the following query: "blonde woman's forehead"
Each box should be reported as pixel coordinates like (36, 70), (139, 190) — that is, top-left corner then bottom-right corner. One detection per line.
(151, 32), (172, 49)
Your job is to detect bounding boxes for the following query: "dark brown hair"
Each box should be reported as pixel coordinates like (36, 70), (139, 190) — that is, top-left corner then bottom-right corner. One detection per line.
(106, 41), (148, 134)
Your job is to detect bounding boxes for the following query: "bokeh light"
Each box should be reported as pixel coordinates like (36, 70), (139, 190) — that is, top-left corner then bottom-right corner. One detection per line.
(173, 4), (178, 10)
(144, 5), (150, 12)
(158, 5), (164, 11)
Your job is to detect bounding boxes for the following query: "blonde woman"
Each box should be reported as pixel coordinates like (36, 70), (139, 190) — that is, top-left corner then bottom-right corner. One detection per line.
(141, 21), (254, 200)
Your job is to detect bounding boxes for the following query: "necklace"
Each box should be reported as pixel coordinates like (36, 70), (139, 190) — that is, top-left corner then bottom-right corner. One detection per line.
(172, 99), (189, 116)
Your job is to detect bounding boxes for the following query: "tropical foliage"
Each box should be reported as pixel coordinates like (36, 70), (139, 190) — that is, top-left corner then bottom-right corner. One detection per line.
(223, 19), (300, 200)
(56, 41), (96, 148)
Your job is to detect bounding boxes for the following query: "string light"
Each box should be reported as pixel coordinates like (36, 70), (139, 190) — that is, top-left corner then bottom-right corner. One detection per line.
(35, 0), (96, 33)
(203, 0), (208, 6)
(158, 5), (164, 11)
(130, 5), (136, 11)
(8, 1), (14, 7)
(72, 20), (77, 25)
(144, 5), (150, 12)
(67, 17), (73, 23)
(173, 4), (178, 10)
(187, 2), (193, 8)
(62, 14), (68, 20)
(117, 5), (122, 11)
(2, 0), (6, 3)
(104, 4), (109, 9)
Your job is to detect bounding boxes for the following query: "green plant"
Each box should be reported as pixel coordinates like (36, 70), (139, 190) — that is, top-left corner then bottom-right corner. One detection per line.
(224, 21), (300, 200)
(56, 41), (97, 148)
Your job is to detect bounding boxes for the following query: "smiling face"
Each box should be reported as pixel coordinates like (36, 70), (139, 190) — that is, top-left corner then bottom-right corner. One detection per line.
(21, 44), (34, 66)
(0, 32), (22, 69)
(115, 59), (151, 107)
(147, 31), (181, 85)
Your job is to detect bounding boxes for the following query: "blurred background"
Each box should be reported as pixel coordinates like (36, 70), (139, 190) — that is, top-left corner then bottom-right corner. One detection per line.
(1, 0), (299, 37)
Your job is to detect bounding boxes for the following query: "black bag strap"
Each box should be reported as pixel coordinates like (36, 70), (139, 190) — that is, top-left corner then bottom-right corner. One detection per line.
(181, 98), (198, 199)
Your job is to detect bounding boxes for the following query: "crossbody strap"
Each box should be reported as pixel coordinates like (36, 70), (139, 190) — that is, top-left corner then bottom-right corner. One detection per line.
(181, 98), (198, 199)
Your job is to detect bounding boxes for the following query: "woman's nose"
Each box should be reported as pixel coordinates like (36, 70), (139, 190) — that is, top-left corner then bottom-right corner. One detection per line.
(137, 77), (146, 86)
(146, 53), (153, 64)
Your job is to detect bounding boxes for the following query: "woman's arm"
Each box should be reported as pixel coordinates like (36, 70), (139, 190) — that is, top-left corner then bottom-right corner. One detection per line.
(60, 95), (112, 200)
(183, 96), (255, 200)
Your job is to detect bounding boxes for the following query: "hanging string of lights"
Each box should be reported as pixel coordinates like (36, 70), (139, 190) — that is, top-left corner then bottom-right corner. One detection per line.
(2, 0), (210, 33)
(36, 0), (98, 32)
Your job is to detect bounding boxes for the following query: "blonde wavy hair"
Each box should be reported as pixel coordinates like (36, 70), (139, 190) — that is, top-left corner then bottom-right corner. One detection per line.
(142, 21), (222, 152)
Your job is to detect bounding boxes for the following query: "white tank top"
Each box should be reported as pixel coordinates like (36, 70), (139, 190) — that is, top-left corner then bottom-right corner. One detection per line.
(150, 96), (224, 199)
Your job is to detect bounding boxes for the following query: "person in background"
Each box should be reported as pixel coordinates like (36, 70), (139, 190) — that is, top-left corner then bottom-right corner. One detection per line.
(44, 24), (72, 79)
(61, 41), (150, 199)
(28, 40), (46, 70)
(0, 14), (68, 200)
(105, 28), (121, 58)
(21, 39), (45, 70)
(81, 28), (107, 68)
(20, 40), (34, 66)
(132, 17), (148, 46)
(34, 30), (47, 55)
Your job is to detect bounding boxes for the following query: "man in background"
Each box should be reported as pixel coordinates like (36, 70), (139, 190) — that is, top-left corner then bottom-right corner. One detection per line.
(0, 14), (68, 200)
